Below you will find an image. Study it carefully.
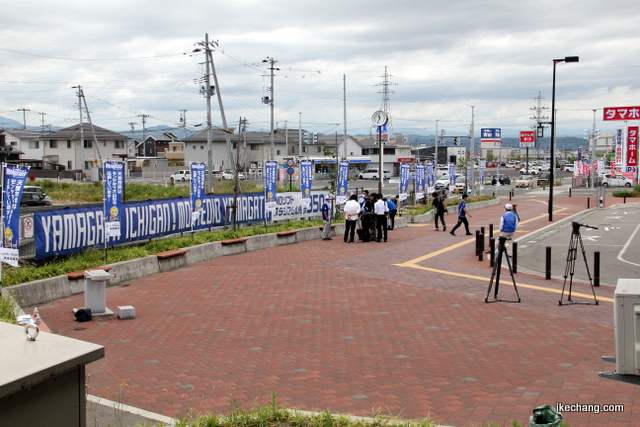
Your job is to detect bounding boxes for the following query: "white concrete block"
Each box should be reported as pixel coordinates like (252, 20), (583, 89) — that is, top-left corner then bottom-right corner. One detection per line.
(117, 305), (136, 320)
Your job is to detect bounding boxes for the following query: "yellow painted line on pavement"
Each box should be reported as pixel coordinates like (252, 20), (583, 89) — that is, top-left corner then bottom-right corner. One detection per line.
(393, 262), (613, 303)
(394, 204), (612, 303)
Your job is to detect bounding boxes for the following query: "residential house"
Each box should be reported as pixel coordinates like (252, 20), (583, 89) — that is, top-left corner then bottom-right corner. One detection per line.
(40, 124), (130, 172)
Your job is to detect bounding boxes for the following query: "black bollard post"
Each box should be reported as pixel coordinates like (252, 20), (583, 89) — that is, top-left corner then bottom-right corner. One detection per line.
(489, 223), (494, 238)
(587, 198), (590, 209)
(569, 188), (572, 197)
(512, 241), (518, 273)
(594, 251), (600, 287)
(479, 234), (484, 261)
(545, 246), (552, 280)
(624, 194), (627, 204)
(475, 230), (481, 256)
(509, 191), (512, 201)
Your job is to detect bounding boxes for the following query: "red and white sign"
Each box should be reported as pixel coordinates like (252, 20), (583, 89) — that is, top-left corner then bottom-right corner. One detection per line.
(604, 106), (640, 121)
(627, 126), (638, 173)
(397, 158), (414, 163)
(519, 131), (535, 147)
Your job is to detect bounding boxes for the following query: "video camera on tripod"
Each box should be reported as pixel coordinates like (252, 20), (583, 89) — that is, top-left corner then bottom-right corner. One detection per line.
(571, 221), (598, 232)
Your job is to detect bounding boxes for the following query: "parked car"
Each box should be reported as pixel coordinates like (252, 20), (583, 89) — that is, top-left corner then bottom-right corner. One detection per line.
(602, 173), (634, 187)
(519, 166), (540, 175)
(169, 170), (191, 182)
(23, 186), (53, 205)
(20, 192), (50, 207)
(435, 166), (450, 177)
(491, 174), (511, 185)
(434, 175), (452, 190)
(515, 175), (536, 188)
(537, 172), (550, 186)
(452, 176), (467, 194)
(486, 162), (498, 168)
(358, 168), (391, 180)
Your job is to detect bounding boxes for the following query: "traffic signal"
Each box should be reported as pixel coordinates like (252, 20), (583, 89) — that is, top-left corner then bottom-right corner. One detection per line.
(313, 133), (318, 144)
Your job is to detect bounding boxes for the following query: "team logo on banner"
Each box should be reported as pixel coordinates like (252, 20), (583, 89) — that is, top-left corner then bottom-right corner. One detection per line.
(336, 161), (349, 205)
(2, 165), (30, 266)
(190, 162), (206, 225)
(264, 160), (278, 213)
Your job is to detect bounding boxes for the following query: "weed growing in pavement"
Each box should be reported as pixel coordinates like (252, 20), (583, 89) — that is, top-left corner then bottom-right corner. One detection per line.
(134, 392), (572, 427)
(0, 292), (18, 324)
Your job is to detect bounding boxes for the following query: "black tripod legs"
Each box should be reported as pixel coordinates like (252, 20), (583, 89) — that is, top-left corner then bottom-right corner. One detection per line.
(485, 239), (521, 304)
(559, 230), (599, 306)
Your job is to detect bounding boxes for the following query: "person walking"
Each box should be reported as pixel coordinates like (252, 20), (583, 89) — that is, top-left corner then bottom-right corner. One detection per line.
(321, 194), (333, 240)
(432, 191), (447, 231)
(499, 203), (518, 240)
(343, 194), (360, 243)
(385, 197), (397, 230)
(449, 193), (473, 236)
(374, 193), (389, 242)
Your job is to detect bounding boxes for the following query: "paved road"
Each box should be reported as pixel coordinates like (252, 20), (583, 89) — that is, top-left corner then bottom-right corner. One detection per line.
(35, 191), (640, 427)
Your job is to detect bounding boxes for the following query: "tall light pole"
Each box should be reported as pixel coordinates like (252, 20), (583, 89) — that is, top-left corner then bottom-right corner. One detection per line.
(548, 56), (579, 221)
(263, 57), (279, 161)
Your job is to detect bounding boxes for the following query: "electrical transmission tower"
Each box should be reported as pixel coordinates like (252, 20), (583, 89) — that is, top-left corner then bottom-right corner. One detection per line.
(376, 66), (397, 136)
(531, 91), (549, 158)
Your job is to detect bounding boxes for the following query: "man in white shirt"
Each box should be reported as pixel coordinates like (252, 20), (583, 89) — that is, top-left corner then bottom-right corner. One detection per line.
(373, 193), (389, 242)
(343, 194), (361, 243)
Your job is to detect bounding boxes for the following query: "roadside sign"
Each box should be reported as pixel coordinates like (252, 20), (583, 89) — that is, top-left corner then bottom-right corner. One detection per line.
(519, 131), (535, 147)
(23, 217), (34, 239)
(287, 167), (295, 175)
(286, 159), (294, 167)
(604, 106), (640, 121)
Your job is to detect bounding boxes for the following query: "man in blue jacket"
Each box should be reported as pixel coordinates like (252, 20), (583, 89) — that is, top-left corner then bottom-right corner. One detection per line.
(499, 203), (518, 240)
(321, 195), (333, 240)
(449, 194), (473, 236)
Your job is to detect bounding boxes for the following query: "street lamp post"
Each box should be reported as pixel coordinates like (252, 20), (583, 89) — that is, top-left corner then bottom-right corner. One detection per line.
(548, 56), (579, 221)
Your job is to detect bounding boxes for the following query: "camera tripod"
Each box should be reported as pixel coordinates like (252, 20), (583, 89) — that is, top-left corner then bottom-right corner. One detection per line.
(485, 235), (521, 303)
(559, 221), (599, 306)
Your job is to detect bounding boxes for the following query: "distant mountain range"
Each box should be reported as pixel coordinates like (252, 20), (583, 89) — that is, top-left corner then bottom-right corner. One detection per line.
(0, 115), (588, 152)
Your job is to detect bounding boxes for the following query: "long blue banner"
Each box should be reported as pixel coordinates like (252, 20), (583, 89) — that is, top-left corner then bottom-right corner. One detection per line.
(3, 165), (29, 266)
(34, 191), (330, 259)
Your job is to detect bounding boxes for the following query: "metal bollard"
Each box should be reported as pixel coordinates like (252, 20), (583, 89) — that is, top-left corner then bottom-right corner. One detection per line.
(475, 230), (481, 256)
(479, 234), (484, 261)
(569, 188), (572, 197)
(587, 198), (590, 209)
(545, 246), (552, 280)
(509, 192), (512, 201)
(489, 223), (494, 238)
(624, 194), (627, 204)
(594, 251), (600, 287)
(512, 241), (518, 273)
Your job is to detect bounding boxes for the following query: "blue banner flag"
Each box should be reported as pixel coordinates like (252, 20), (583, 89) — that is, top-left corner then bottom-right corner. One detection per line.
(415, 164), (425, 200)
(448, 163), (456, 189)
(399, 163), (410, 201)
(336, 160), (349, 205)
(104, 161), (125, 239)
(264, 160), (278, 213)
(2, 165), (30, 266)
(190, 162), (206, 225)
(300, 160), (313, 208)
(426, 162), (434, 188)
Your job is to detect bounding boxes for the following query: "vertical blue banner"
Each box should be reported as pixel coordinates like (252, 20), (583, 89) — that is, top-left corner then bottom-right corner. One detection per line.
(479, 166), (485, 190)
(190, 162), (206, 225)
(2, 165), (29, 266)
(336, 160), (349, 205)
(300, 160), (313, 208)
(264, 160), (278, 214)
(448, 162), (456, 189)
(467, 165), (472, 189)
(415, 163), (425, 200)
(426, 162), (434, 188)
(399, 163), (410, 201)
(104, 161), (124, 239)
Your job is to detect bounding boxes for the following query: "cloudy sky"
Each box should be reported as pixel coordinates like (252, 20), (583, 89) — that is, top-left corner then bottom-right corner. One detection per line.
(1, 0), (639, 138)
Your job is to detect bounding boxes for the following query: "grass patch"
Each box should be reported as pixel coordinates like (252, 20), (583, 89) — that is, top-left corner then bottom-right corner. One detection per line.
(133, 393), (571, 427)
(612, 184), (640, 198)
(3, 219), (322, 287)
(0, 293), (18, 324)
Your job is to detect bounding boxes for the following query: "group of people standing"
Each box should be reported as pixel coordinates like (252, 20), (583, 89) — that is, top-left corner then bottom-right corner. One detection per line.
(322, 190), (398, 243)
(321, 190), (518, 244)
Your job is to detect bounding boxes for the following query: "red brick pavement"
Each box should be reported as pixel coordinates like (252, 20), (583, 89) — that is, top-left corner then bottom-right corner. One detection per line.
(36, 195), (640, 426)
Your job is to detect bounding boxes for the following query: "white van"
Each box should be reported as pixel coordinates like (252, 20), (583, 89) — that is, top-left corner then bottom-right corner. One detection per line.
(169, 170), (191, 182)
(358, 168), (391, 180)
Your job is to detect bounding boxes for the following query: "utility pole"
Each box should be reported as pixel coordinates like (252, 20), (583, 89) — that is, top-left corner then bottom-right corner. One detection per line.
(263, 57), (279, 161)
(376, 67), (397, 176)
(195, 33), (233, 192)
(179, 109), (188, 139)
(284, 120), (288, 159)
(18, 108), (30, 129)
(72, 86), (84, 175)
(137, 114), (149, 141)
(434, 119), (439, 170)
(343, 74), (348, 160)
(298, 112), (302, 161)
(469, 106), (475, 195)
